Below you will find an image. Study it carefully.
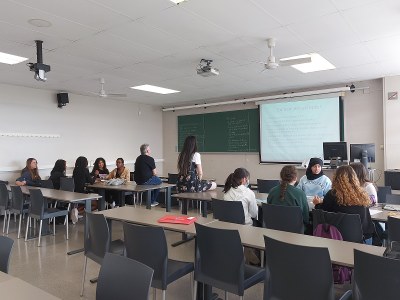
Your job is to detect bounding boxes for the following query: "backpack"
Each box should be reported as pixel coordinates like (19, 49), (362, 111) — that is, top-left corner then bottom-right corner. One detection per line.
(313, 224), (352, 284)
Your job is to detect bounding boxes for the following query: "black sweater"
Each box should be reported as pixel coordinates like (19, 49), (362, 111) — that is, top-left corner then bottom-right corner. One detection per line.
(73, 168), (95, 193)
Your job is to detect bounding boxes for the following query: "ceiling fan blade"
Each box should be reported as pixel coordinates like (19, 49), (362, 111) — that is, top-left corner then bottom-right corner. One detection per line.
(107, 93), (127, 97)
(279, 56), (311, 67)
(87, 91), (100, 95)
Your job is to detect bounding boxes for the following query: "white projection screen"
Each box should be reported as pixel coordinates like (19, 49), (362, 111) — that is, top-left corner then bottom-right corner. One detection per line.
(259, 95), (344, 163)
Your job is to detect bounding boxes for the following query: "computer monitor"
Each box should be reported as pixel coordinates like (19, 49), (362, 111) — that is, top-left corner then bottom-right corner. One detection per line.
(323, 142), (348, 161)
(350, 143), (375, 163)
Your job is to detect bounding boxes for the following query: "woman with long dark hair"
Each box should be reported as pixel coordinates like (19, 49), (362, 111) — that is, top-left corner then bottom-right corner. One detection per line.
(223, 168), (257, 226)
(15, 158), (41, 187)
(177, 135), (216, 193)
(267, 165), (309, 224)
(350, 162), (377, 206)
(314, 165), (374, 244)
(91, 157), (109, 179)
(49, 159), (67, 189)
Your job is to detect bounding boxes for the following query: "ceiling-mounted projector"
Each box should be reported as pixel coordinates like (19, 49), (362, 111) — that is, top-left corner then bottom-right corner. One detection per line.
(196, 59), (219, 77)
(27, 40), (50, 82)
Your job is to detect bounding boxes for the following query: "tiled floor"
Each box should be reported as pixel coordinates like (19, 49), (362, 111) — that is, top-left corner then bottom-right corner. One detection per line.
(3, 206), (264, 299)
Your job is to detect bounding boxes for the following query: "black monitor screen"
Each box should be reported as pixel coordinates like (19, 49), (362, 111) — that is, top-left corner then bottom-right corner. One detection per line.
(350, 143), (375, 163)
(323, 142), (348, 161)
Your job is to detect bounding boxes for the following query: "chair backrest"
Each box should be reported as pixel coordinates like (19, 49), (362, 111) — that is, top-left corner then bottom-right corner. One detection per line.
(167, 173), (179, 184)
(212, 198), (245, 224)
(40, 179), (54, 189)
(385, 194), (400, 205)
(96, 253), (153, 300)
(10, 186), (25, 211)
(388, 216), (400, 243)
(377, 186), (392, 203)
(0, 236), (14, 273)
(264, 235), (334, 300)
(123, 222), (168, 290)
(28, 189), (45, 218)
(353, 249), (400, 300)
(85, 212), (111, 264)
(194, 222), (245, 295)
(262, 203), (304, 234)
(257, 179), (280, 193)
(0, 183), (9, 209)
(312, 209), (363, 243)
(60, 177), (75, 192)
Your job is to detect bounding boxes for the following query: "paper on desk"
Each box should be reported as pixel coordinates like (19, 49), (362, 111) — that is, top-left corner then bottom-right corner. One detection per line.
(369, 209), (382, 216)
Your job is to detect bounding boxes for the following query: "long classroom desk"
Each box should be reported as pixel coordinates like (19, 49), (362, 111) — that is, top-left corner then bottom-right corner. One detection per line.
(88, 182), (175, 211)
(186, 220), (385, 268)
(0, 271), (60, 299)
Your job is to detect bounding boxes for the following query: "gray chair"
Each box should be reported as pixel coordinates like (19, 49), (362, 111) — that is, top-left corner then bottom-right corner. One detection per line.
(0, 183), (10, 233)
(7, 186), (29, 238)
(385, 194), (400, 205)
(24, 189), (69, 246)
(193, 223), (265, 300)
(353, 249), (400, 300)
(377, 186), (392, 203)
(312, 209), (363, 243)
(60, 177), (75, 192)
(96, 253), (154, 300)
(212, 198), (245, 224)
(257, 179), (280, 193)
(0, 236), (14, 273)
(81, 212), (124, 296)
(40, 180), (54, 189)
(387, 216), (400, 244)
(263, 236), (351, 300)
(123, 222), (194, 300)
(262, 203), (304, 234)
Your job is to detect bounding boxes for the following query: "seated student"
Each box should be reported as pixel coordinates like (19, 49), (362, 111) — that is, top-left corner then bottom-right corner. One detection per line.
(177, 135), (216, 193)
(223, 168), (258, 226)
(297, 157), (331, 203)
(90, 157), (109, 179)
(267, 165), (309, 225)
(15, 158), (41, 187)
(49, 159), (67, 189)
(107, 158), (130, 207)
(72, 156), (96, 224)
(313, 165), (375, 244)
(350, 162), (377, 206)
(134, 144), (162, 207)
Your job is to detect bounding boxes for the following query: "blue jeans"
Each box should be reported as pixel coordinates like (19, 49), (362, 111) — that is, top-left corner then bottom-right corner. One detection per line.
(143, 176), (162, 203)
(364, 237), (372, 245)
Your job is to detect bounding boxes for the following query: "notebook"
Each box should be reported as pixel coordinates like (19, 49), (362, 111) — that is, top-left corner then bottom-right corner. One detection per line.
(157, 215), (197, 225)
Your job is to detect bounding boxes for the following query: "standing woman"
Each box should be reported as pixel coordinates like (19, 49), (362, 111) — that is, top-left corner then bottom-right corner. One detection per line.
(223, 168), (258, 226)
(313, 165), (375, 244)
(15, 158), (41, 187)
(267, 165), (309, 225)
(177, 135), (216, 193)
(350, 162), (377, 206)
(49, 159), (67, 189)
(91, 157), (109, 179)
(297, 157), (331, 202)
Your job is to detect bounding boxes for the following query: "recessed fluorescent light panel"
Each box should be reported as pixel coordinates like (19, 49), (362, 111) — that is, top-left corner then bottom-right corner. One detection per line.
(130, 84), (180, 95)
(281, 53), (335, 73)
(0, 51), (28, 65)
(170, 0), (186, 3)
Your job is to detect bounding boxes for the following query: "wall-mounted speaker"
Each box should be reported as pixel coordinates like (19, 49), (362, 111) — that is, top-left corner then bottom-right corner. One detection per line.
(57, 93), (69, 108)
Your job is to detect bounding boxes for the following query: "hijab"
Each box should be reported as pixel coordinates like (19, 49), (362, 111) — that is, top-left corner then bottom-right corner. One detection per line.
(306, 157), (324, 180)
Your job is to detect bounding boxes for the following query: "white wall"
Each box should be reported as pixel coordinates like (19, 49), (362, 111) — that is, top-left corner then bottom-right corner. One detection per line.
(383, 76), (400, 170)
(0, 83), (164, 182)
(163, 79), (384, 185)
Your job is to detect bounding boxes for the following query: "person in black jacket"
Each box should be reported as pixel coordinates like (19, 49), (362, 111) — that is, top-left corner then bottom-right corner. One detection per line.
(90, 157), (109, 179)
(49, 159), (67, 189)
(313, 165), (375, 244)
(15, 158), (41, 187)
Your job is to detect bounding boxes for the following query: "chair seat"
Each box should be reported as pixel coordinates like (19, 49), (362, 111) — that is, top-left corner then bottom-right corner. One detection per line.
(164, 259), (194, 288)
(30, 208), (69, 220)
(9, 207), (29, 215)
(243, 264), (265, 290)
(110, 239), (125, 255)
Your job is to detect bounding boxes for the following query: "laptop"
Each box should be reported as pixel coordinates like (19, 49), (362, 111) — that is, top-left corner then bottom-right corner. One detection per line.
(383, 204), (400, 211)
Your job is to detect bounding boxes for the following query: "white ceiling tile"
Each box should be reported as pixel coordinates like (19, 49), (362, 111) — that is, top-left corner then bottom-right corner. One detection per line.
(320, 43), (376, 68)
(331, 0), (384, 11)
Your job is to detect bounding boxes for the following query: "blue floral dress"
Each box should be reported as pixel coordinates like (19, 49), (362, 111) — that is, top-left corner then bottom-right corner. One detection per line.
(177, 162), (212, 193)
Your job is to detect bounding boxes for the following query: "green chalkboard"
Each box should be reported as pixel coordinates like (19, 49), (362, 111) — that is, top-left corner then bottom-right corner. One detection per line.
(178, 109), (259, 152)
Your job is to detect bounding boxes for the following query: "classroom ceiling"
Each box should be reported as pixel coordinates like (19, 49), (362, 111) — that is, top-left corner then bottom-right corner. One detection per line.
(1, 0), (400, 107)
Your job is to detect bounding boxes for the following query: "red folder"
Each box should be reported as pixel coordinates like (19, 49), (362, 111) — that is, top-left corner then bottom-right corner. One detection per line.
(157, 215), (197, 225)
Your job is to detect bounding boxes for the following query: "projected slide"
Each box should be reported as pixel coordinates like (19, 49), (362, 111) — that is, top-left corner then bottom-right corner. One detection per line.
(260, 97), (341, 163)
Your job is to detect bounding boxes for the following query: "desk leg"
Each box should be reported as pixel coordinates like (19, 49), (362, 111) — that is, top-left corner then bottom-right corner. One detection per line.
(67, 199), (92, 255)
(196, 283), (216, 300)
(166, 187), (171, 212)
(119, 191), (125, 206)
(97, 189), (106, 211)
(181, 198), (188, 215)
(145, 190), (151, 209)
(171, 197), (194, 247)
(201, 201), (208, 218)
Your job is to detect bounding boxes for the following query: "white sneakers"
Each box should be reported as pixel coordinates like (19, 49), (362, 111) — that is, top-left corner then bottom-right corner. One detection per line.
(71, 208), (79, 224)
(150, 202), (159, 207)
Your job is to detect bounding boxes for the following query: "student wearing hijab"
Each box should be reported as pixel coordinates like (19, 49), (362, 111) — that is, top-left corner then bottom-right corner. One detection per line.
(297, 157), (331, 203)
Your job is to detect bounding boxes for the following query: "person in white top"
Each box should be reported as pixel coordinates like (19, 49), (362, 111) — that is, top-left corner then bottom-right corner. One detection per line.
(223, 168), (258, 226)
(350, 162), (377, 206)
